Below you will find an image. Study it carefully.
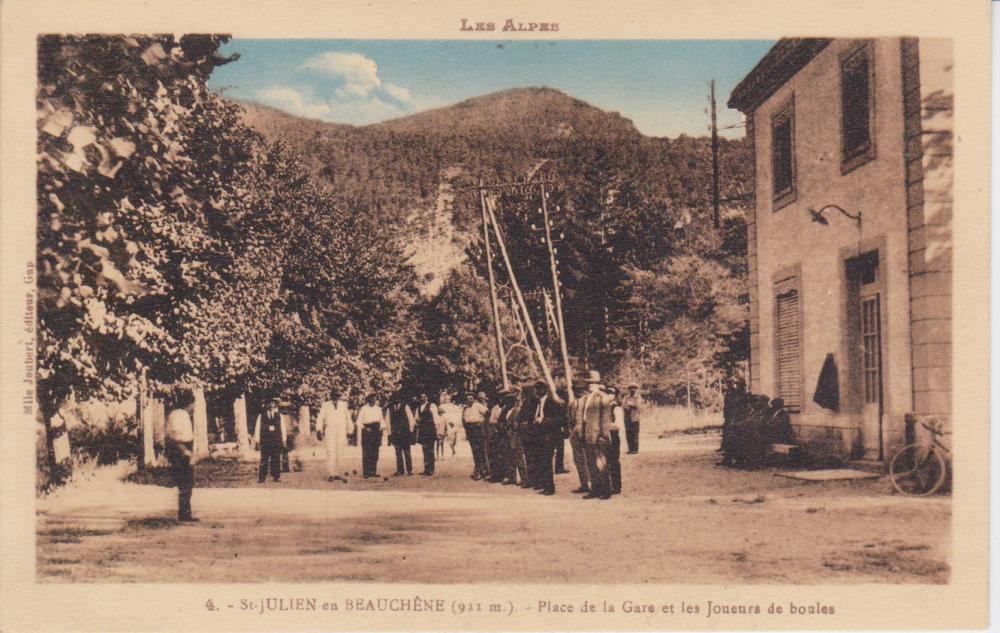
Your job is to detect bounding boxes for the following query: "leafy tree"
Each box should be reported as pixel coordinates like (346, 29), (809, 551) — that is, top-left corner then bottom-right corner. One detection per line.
(36, 34), (246, 471)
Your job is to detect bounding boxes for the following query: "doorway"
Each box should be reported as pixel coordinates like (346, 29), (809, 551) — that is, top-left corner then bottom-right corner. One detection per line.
(847, 251), (884, 460)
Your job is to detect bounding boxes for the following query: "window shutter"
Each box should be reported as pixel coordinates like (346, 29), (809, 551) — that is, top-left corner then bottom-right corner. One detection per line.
(775, 287), (802, 409)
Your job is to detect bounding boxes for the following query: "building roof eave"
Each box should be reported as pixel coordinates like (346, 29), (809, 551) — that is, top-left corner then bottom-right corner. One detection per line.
(728, 38), (834, 113)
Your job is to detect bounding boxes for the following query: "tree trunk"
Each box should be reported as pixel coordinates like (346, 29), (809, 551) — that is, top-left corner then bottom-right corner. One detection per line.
(298, 404), (311, 444)
(192, 387), (210, 462)
(152, 397), (165, 463)
(234, 393), (250, 461)
(139, 374), (155, 469)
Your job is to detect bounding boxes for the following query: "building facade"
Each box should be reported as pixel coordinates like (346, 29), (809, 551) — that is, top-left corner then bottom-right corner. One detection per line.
(728, 38), (952, 462)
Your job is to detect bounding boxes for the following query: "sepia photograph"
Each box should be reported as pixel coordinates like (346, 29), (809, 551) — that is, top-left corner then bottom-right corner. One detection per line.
(31, 33), (956, 585)
(0, 1), (990, 631)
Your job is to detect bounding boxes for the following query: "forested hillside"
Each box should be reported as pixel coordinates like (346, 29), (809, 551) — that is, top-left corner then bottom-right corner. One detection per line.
(242, 87), (753, 403)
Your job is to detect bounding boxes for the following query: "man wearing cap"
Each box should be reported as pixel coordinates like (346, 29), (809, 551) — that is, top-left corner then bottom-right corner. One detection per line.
(164, 389), (197, 522)
(490, 387), (519, 483)
(254, 396), (287, 483)
(622, 382), (644, 455)
(577, 370), (614, 500)
(462, 392), (489, 480)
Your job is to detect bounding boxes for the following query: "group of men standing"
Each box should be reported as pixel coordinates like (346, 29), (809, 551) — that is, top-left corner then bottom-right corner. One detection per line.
(460, 371), (644, 500)
(313, 389), (455, 481)
(460, 380), (566, 495)
(160, 376), (644, 521)
(565, 370), (643, 500)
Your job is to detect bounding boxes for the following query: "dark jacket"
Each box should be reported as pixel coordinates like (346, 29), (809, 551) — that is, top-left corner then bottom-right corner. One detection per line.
(519, 394), (564, 440)
(387, 403), (414, 446)
(257, 411), (284, 451)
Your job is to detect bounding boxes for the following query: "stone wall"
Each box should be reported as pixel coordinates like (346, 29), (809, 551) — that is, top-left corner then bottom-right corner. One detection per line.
(902, 38), (953, 448)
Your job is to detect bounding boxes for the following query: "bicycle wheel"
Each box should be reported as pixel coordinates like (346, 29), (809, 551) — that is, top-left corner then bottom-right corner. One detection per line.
(889, 444), (947, 496)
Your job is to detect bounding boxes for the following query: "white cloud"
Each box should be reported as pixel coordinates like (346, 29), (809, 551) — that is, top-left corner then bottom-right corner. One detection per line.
(302, 51), (381, 98)
(253, 51), (441, 125)
(255, 84), (419, 124)
(255, 86), (332, 120)
(381, 82), (411, 104)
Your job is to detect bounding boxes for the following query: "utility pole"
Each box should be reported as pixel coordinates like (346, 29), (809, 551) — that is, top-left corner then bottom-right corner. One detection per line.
(598, 184), (611, 351)
(484, 195), (560, 402)
(710, 79), (720, 229)
(539, 183), (574, 396)
(479, 181), (510, 390)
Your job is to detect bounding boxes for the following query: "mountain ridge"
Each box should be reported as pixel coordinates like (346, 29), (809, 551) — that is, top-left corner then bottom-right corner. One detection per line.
(237, 86), (752, 295)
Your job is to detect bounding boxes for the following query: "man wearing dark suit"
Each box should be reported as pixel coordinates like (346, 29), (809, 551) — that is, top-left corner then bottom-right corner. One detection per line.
(520, 380), (564, 495)
(413, 393), (439, 476)
(387, 396), (415, 476)
(254, 396), (286, 483)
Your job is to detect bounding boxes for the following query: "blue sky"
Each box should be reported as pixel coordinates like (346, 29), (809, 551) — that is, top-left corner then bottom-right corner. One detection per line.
(208, 40), (775, 138)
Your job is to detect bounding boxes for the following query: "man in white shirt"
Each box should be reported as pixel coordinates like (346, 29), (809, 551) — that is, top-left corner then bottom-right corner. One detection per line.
(356, 393), (386, 478)
(165, 390), (197, 522)
(462, 392), (489, 479)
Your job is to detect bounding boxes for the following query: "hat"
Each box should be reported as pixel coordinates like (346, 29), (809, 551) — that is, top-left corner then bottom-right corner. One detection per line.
(279, 399), (292, 408)
(628, 382), (639, 389)
(534, 379), (548, 389)
(476, 391), (487, 399)
(269, 395), (281, 403)
(583, 370), (602, 384)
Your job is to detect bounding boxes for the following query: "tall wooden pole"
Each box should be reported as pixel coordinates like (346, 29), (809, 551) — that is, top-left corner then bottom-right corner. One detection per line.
(480, 182), (510, 390)
(484, 197), (560, 402)
(539, 183), (574, 395)
(710, 79), (720, 229)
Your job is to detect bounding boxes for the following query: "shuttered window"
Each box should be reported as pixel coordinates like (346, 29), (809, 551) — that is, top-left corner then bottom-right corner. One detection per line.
(775, 279), (802, 410)
(840, 41), (876, 171)
(771, 100), (795, 202)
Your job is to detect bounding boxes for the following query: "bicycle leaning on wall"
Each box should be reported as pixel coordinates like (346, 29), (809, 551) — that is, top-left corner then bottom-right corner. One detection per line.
(888, 419), (951, 496)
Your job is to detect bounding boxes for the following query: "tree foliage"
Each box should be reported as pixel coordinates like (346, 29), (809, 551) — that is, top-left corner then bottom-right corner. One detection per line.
(36, 34), (419, 480)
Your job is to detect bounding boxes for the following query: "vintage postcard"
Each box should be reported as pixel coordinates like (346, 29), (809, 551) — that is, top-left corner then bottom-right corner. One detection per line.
(0, 0), (990, 631)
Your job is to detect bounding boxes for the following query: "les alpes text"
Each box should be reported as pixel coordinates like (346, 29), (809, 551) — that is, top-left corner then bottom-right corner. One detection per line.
(460, 19), (559, 32)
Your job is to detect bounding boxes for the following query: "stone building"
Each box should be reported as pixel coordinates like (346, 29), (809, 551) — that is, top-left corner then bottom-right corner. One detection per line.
(728, 38), (952, 463)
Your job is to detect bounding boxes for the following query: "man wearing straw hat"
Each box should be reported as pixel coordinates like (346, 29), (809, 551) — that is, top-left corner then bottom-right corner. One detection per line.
(576, 370), (614, 500)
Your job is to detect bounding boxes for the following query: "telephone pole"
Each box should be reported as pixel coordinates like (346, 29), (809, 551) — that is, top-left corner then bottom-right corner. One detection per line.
(710, 79), (720, 229)
(539, 183), (574, 395)
(478, 180), (509, 390)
